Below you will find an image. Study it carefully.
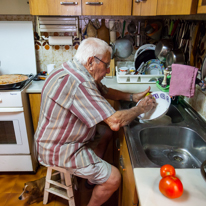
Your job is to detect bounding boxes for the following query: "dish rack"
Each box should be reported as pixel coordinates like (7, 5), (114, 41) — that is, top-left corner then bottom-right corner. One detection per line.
(116, 61), (164, 84)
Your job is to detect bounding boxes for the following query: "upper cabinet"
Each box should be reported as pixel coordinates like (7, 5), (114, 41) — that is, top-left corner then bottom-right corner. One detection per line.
(197, 0), (206, 13)
(82, 0), (132, 16)
(156, 0), (198, 15)
(133, 0), (157, 16)
(0, 0), (30, 15)
(29, 0), (81, 15)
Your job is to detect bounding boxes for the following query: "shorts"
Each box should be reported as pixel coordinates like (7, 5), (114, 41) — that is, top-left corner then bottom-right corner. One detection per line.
(67, 159), (112, 185)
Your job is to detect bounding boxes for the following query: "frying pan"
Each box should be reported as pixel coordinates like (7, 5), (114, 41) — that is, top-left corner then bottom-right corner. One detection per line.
(0, 74), (32, 90)
(135, 50), (156, 72)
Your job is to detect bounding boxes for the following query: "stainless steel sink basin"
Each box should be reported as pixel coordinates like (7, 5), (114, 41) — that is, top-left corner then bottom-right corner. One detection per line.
(120, 98), (206, 168)
(139, 127), (206, 168)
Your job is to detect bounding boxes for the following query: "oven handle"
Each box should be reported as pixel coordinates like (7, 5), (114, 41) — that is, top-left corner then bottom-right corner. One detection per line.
(0, 108), (23, 112)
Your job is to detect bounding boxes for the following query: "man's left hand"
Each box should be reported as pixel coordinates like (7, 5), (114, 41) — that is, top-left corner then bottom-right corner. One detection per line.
(132, 86), (151, 103)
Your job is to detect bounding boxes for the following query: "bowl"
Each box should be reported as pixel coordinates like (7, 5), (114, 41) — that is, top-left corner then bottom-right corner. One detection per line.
(137, 91), (171, 121)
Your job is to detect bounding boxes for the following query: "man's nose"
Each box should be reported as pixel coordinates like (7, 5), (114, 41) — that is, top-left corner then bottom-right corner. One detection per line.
(106, 67), (110, 74)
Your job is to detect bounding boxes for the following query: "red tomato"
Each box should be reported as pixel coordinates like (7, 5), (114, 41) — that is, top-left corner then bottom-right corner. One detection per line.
(160, 164), (176, 177)
(159, 176), (183, 199)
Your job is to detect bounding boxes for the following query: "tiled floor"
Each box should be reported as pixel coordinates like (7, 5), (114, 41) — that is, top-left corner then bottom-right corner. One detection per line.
(0, 165), (118, 206)
(0, 165), (70, 206)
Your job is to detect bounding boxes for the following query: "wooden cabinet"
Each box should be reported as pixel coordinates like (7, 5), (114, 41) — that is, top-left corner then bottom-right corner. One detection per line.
(82, 0), (132, 16)
(113, 104), (138, 206)
(156, 0), (198, 15)
(197, 0), (206, 13)
(29, 0), (81, 15)
(29, 93), (41, 132)
(0, 0), (30, 15)
(117, 127), (138, 206)
(133, 0), (157, 16)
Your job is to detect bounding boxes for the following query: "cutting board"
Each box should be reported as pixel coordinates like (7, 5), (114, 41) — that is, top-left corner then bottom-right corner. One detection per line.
(0, 21), (37, 75)
(134, 168), (206, 206)
(97, 19), (110, 45)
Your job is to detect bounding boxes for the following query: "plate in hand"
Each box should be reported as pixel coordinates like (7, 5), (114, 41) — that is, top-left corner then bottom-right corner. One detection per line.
(137, 91), (171, 121)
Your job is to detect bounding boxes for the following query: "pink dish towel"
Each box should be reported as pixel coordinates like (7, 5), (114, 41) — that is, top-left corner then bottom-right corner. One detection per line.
(169, 64), (198, 98)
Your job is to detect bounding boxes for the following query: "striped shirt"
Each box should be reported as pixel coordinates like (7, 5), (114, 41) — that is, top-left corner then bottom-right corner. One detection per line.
(34, 60), (115, 169)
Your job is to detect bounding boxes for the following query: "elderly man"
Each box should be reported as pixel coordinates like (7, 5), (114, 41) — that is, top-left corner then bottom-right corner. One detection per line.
(35, 37), (155, 206)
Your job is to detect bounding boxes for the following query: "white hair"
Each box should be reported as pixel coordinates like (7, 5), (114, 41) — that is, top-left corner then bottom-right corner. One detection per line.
(74, 37), (112, 65)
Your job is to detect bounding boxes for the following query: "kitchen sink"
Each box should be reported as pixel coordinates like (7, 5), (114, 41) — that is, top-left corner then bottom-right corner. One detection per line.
(120, 97), (206, 168)
(139, 127), (206, 168)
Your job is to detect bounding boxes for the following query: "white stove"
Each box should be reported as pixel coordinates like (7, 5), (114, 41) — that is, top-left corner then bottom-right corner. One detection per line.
(0, 21), (38, 172)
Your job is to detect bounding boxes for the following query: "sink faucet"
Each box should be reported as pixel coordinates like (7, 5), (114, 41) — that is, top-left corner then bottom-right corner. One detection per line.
(161, 67), (172, 87)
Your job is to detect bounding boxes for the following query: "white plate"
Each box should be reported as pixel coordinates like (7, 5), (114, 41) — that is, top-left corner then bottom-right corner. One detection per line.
(137, 91), (171, 121)
(134, 44), (156, 62)
(144, 59), (164, 75)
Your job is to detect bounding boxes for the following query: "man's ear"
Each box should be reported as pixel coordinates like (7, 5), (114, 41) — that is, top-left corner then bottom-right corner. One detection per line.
(87, 57), (94, 70)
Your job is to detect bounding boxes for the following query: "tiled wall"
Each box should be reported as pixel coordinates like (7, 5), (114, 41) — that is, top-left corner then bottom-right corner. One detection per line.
(1, 15), (206, 121)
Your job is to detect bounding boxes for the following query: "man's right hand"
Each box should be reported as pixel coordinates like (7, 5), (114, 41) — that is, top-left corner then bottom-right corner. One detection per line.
(104, 94), (156, 131)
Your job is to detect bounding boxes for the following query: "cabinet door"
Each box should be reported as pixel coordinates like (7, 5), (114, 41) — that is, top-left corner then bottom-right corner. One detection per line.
(29, 93), (41, 132)
(157, 0), (198, 15)
(133, 0), (157, 16)
(197, 0), (206, 13)
(0, 0), (30, 15)
(82, 0), (132, 15)
(119, 131), (138, 206)
(29, 0), (81, 15)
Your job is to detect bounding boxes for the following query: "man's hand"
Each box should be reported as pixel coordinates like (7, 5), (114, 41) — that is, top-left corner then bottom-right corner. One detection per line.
(104, 94), (156, 131)
(132, 86), (152, 103)
(136, 94), (156, 114)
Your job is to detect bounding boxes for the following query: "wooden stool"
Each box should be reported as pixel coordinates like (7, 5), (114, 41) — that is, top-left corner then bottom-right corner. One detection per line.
(43, 166), (75, 206)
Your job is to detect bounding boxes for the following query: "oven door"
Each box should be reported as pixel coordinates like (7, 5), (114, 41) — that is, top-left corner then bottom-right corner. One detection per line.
(0, 108), (30, 154)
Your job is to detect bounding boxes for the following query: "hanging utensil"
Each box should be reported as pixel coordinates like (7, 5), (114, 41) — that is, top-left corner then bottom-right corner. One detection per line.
(122, 20), (126, 38)
(97, 19), (110, 44)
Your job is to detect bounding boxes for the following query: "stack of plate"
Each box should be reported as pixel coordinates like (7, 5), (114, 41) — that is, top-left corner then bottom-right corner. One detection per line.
(134, 44), (156, 72)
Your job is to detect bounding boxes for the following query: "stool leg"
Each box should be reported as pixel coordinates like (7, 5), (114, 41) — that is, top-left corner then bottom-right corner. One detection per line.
(69, 196), (76, 206)
(65, 173), (75, 206)
(43, 167), (52, 205)
(60, 172), (65, 184)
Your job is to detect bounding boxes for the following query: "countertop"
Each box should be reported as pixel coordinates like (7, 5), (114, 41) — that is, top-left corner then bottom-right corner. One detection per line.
(134, 168), (206, 206)
(26, 77), (161, 93)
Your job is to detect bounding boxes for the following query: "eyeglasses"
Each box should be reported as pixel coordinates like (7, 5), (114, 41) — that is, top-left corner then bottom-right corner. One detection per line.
(94, 56), (110, 69)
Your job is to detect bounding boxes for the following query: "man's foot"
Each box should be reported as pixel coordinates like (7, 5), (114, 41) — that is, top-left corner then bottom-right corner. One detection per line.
(85, 180), (96, 189)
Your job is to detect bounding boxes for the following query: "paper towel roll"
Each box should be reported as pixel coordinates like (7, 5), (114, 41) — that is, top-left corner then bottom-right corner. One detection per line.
(49, 36), (73, 45)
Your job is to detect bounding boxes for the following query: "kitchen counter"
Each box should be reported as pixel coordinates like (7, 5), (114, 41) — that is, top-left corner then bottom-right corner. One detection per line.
(134, 168), (206, 206)
(28, 77), (206, 206)
(26, 77), (161, 93)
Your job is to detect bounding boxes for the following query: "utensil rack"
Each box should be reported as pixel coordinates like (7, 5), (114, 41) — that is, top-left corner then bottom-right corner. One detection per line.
(116, 61), (164, 84)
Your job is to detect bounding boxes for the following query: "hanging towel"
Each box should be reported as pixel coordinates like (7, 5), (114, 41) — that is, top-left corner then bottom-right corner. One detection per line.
(169, 64), (198, 98)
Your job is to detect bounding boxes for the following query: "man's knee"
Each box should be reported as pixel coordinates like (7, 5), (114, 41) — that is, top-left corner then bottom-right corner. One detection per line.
(105, 166), (121, 190)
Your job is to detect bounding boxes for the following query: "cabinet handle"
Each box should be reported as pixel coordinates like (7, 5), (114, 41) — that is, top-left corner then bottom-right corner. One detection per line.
(135, 0), (147, 3)
(60, 2), (78, 5)
(116, 138), (120, 151)
(119, 155), (126, 171)
(86, 2), (103, 5)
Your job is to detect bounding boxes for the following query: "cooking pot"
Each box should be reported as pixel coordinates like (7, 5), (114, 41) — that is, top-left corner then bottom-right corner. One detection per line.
(0, 74), (32, 90)
(111, 38), (133, 59)
(155, 39), (174, 62)
(165, 49), (185, 68)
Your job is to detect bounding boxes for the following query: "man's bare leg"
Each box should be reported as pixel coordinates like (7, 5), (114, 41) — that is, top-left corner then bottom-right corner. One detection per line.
(87, 166), (121, 206)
